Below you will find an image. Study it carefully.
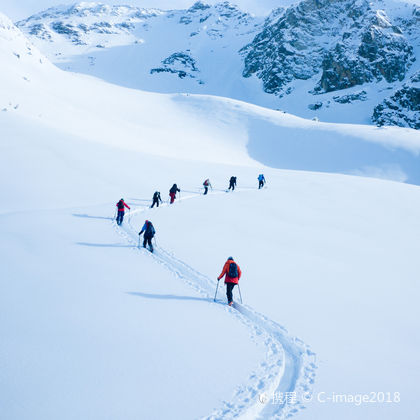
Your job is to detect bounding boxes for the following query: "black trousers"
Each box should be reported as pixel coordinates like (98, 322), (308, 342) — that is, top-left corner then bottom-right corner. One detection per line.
(229, 183), (235, 190)
(151, 198), (160, 208)
(226, 283), (236, 303)
(259, 180), (264, 189)
(204, 186), (208, 195)
(143, 236), (153, 251)
(116, 211), (124, 224)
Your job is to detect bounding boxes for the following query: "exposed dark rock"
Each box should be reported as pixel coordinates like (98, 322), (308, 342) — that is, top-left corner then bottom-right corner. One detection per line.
(151, 52), (199, 79)
(373, 72), (420, 129)
(242, 0), (415, 96)
(308, 102), (322, 110)
(333, 90), (367, 104)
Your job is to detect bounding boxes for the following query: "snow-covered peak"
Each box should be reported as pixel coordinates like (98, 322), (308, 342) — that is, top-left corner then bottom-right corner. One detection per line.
(16, 1), (258, 51)
(15, 0), (420, 129)
(19, 2), (162, 21)
(187, 1), (212, 13)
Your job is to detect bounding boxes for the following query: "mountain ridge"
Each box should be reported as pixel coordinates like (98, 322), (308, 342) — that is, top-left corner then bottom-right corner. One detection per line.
(14, 0), (420, 128)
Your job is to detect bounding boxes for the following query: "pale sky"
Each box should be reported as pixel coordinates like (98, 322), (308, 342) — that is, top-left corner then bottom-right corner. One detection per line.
(0, 0), (295, 21)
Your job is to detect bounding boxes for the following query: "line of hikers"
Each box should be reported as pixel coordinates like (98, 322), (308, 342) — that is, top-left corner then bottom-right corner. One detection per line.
(115, 174), (265, 305)
(149, 174), (266, 208)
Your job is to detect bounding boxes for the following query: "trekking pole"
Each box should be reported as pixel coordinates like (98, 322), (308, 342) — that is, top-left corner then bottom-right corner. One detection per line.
(214, 280), (220, 302)
(238, 284), (243, 304)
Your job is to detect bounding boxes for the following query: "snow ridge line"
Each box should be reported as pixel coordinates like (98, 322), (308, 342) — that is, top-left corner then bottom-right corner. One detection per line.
(113, 190), (316, 419)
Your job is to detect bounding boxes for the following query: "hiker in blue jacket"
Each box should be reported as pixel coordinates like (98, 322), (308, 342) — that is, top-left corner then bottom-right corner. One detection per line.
(258, 174), (266, 189)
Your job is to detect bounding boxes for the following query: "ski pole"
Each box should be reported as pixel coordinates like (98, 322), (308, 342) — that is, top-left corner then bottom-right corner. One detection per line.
(214, 280), (220, 302)
(238, 284), (243, 304)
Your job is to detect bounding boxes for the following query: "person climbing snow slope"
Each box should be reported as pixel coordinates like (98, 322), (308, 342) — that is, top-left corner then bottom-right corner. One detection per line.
(228, 176), (237, 191)
(169, 184), (180, 204)
(138, 220), (156, 252)
(151, 191), (162, 208)
(203, 179), (212, 195)
(116, 198), (130, 225)
(217, 257), (241, 306)
(258, 174), (266, 189)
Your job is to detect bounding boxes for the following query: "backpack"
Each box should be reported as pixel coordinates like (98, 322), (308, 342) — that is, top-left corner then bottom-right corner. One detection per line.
(145, 222), (155, 237)
(204, 179), (209, 186)
(228, 262), (238, 278)
(117, 200), (124, 209)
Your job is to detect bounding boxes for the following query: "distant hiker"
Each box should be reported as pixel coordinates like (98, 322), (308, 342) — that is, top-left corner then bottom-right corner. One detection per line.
(217, 257), (241, 306)
(203, 178), (212, 195)
(116, 198), (130, 225)
(151, 191), (162, 208)
(138, 220), (156, 252)
(169, 184), (180, 204)
(258, 174), (266, 189)
(228, 176), (237, 191)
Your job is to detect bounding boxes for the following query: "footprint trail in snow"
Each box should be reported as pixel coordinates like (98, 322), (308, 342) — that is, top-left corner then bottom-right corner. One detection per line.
(113, 191), (317, 419)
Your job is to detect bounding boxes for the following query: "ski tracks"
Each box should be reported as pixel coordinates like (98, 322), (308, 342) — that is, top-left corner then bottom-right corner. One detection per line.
(112, 192), (317, 419)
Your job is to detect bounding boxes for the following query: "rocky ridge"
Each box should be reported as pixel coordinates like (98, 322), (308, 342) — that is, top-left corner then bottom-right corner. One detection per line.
(15, 1), (420, 129)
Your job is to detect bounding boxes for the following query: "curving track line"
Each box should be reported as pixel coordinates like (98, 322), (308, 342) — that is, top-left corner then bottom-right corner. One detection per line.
(113, 190), (316, 419)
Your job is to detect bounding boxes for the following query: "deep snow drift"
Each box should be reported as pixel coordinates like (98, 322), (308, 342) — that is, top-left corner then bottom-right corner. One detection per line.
(1, 10), (420, 420)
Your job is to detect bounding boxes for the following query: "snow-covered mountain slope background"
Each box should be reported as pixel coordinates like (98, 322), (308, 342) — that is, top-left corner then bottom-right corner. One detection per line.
(15, 0), (420, 129)
(1, 3), (420, 420)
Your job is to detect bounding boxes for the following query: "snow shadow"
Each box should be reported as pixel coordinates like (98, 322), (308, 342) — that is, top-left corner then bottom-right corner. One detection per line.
(181, 189), (202, 194)
(73, 213), (112, 220)
(127, 291), (211, 303)
(127, 198), (151, 203)
(76, 242), (133, 248)
(246, 119), (420, 185)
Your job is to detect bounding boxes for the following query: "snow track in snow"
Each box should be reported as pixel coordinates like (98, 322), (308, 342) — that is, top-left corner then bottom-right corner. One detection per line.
(113, 191), (316, 419)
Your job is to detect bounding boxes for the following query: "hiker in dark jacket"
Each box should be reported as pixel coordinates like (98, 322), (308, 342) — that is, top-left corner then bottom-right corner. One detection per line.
(228, 176), (237, 191)
(151, 191), (162, 208)
(169, 184), (180, 204)
(203, 178), (212, 195)
(138, 220), (156, 252)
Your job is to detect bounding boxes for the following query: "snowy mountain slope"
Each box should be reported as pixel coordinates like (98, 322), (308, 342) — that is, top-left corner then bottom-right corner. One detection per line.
(2, 10), (420, 189)
(1, 11), (420, 420)
(16, 0), (420, 127)
(1, 13), (316, 420)
(15, 1), (267, 103)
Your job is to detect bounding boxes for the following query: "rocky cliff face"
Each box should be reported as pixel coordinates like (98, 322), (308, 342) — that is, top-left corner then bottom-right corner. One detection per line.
(16, 1), (420, 129)
(373, 71), (420, 129)
(242, 0), (416, 96)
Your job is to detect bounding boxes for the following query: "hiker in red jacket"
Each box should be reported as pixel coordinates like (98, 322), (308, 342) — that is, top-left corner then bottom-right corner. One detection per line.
(169, 184), (180, 204)
(217, 257), (241, 306)
(116, 198), (130, 225)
